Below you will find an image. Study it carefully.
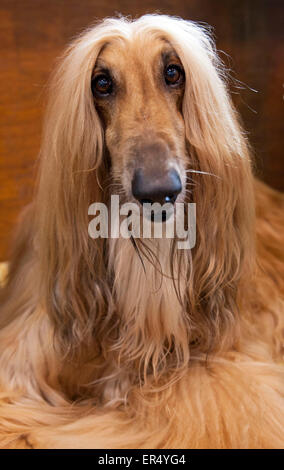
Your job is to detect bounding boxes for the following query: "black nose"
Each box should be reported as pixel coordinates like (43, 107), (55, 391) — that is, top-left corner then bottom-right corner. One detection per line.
(132, 168), (182, 205)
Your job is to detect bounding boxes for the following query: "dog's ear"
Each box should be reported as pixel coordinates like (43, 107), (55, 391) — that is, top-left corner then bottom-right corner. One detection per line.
(35, 26), (113, 356)
(171, 21), (255, 350)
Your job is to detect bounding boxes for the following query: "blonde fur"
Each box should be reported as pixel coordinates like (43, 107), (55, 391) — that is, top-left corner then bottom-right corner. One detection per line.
(0, 15), (283, 449)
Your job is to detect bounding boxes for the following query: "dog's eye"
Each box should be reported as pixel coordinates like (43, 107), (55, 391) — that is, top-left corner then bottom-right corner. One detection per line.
(92, 74), (113, 96)
(164, 64), (184, 86)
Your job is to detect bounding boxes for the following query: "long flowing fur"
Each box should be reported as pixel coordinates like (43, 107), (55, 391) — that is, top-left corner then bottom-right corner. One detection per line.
(0, 15), (283, 449)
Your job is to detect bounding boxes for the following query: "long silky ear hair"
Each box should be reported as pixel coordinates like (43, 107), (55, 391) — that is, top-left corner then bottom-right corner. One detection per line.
(35, 21), (131, 356)
(145, 15), (256, 352)
(179, 21), (255, 352)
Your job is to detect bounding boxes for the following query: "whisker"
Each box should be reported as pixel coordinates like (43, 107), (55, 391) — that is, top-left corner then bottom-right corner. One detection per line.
(185, 169), (221, 179)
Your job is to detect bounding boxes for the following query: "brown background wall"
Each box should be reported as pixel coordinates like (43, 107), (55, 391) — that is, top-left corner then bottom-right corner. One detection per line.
(0, 0), (283, 261)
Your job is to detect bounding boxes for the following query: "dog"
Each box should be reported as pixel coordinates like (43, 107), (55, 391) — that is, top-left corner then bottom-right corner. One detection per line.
(0, 14), (283, 449)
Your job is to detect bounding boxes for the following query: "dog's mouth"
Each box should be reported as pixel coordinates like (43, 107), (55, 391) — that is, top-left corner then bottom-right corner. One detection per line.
(139, 202), (175, 223)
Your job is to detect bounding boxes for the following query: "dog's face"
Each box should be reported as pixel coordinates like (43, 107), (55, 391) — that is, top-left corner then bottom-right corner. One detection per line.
(91, 36), (188, 205)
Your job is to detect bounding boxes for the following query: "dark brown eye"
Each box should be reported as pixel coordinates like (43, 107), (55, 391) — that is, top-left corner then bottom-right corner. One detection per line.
(164, 64), (184, 86)
(92, 74), (113, 96)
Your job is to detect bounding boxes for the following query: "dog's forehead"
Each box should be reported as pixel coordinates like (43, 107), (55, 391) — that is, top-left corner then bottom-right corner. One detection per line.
(96, 36), (178, 70)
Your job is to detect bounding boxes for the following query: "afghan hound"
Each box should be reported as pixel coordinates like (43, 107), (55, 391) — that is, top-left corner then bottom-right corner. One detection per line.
(0, 14), (283, 449)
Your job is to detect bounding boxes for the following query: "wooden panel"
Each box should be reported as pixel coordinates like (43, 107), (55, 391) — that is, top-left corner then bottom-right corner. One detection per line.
(0, 0), (283, 260)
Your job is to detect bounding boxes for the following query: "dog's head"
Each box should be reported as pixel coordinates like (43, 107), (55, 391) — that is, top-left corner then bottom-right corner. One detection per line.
(37, 15), (255, 359)
(91, 34), (186, 206)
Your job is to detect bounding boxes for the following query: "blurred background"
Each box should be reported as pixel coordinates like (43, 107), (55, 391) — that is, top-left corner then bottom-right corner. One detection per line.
(0, 0), (283, 260)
